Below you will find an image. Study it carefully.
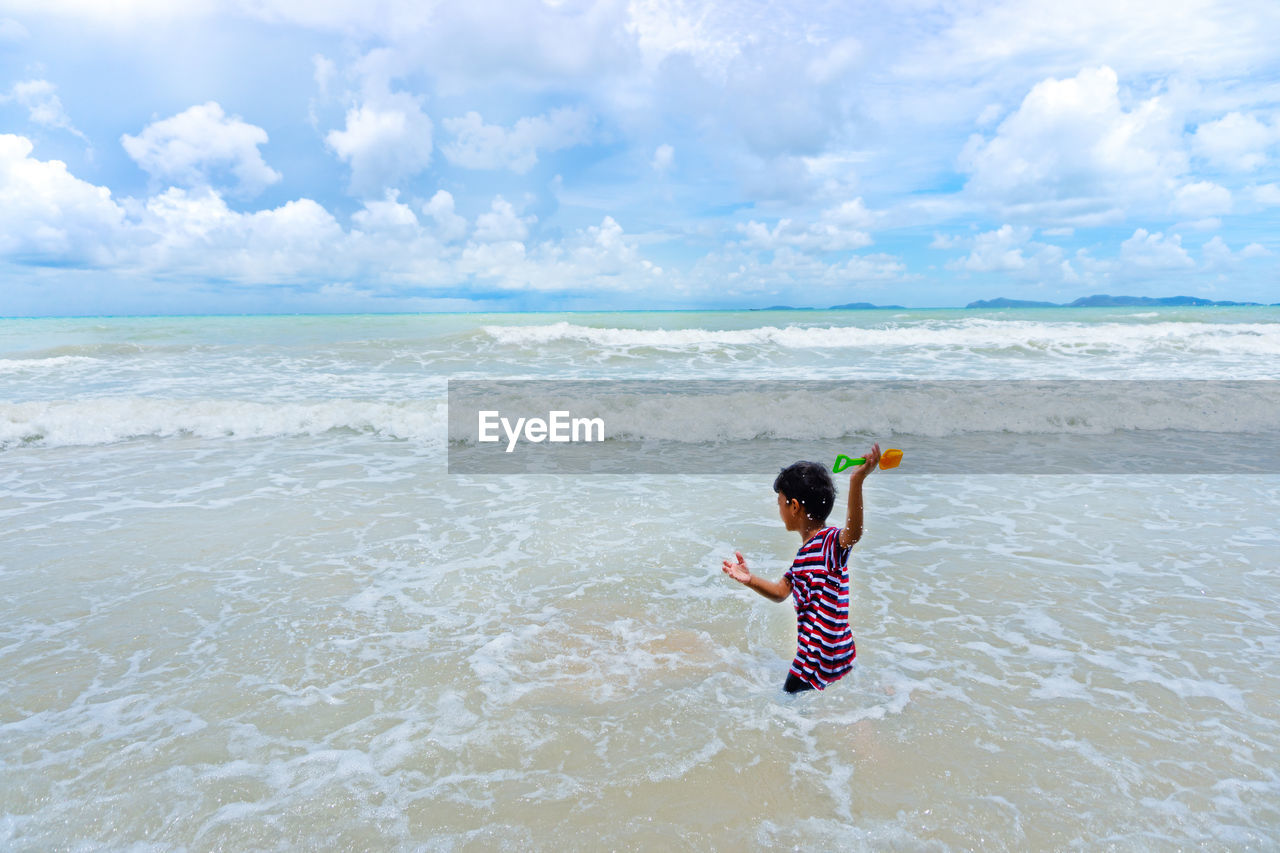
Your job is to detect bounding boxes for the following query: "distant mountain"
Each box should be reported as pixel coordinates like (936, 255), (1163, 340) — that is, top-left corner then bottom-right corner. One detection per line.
(758, 295), (1268, 311)
(966, 298), (1058, 308)
(967, 294), (1264, 309)
(1067, 294), (1263, 307)
(751, 302), (904, 310)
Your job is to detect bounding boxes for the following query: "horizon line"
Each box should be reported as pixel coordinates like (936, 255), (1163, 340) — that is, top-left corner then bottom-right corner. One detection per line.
(3, 302), (1277, 321)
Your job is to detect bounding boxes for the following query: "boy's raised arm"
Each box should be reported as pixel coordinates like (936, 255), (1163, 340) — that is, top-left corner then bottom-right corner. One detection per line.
(839, 442), (880, 549)
(722, 551), (792, 603)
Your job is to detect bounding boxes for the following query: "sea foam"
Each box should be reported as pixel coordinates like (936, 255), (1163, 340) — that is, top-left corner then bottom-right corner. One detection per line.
(481, 319), (1280, 357)
(0, 399), (447, 448)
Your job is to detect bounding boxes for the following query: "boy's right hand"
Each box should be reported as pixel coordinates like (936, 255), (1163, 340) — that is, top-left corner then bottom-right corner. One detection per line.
(852, 442), (881, 480)
(721, 550), (751, 584)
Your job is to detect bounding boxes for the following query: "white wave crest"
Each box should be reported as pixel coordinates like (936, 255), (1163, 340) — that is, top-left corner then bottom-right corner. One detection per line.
(0, 398), (447, 448)
(0, 356), (100, 373)
(481, 319), (1280, 357)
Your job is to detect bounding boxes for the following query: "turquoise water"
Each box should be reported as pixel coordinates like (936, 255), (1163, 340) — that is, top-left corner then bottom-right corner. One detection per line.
(2, 307), (1278, 849)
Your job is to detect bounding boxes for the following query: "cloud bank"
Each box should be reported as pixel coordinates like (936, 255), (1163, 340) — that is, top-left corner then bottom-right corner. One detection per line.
(0, 0), (1277, 311)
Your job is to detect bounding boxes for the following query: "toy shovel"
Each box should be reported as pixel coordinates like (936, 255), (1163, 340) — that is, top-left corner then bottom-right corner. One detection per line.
(833, 448), (903, 473)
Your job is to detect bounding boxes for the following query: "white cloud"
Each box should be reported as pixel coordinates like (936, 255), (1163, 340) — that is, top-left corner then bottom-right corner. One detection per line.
(840, 253), (906, 281)
(626, 0), (746, 76)
(566, 216), (661, 278)
(252, 0), (635, 85)
(976, 104), (1003, 127)
(2, 79), (88, 142)
(624, 3), (879, 171)
(351, 189), (419, 234)
(458, 239), (528, 283)
(906, 0), (1280, 81)
(1202, 235), (1273, 268)
(0, 134), (124, 264)
(1120, 228), (1193, 269)
(1, 134), (406, 283)
(0, 133), (673, 296)
(441, 107), (593, 173)
(740, 218), (872, 252)
(312, 54), (337, 98)
(326, 91), (433, 197)
(1191, 111), (1278, 171)
(1069, 248), (1112, 281)
(135, 186), (345, 279)
(121, 102), (281, 197)
(823, 198), (875, 229)
(652, 143), (674, 173)
(805, 37), (860, 84)
(690, 240), (908, 298)
(454, 213), (660, 292)
(960, 67), (1186, 221)
(0, 1), (218, 23)
(1174, 217), (1221, 232)
(473, 196), (534, 243)
(1253, 183), (1280, 207)
(0, 17), (30, 40)
(130, 185), (465, 288)
(947, 224), (1078, 282)
(13, 3), (1280, 309)
(951, 225), (1033, 272)
(795, 151), (868, 201)
(739, 198), (876, 252)
(1201, 235), (1233, 268)
(1172, 180), (1232, 217)
(130, 184), (472, 287)
(422, 190), (468, 242)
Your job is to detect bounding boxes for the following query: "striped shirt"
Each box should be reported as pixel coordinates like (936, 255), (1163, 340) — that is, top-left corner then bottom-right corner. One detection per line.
(784, 526), (855, 690)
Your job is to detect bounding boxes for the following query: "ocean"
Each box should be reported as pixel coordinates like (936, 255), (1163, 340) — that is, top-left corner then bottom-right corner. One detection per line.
(2, 307), (1278, 850)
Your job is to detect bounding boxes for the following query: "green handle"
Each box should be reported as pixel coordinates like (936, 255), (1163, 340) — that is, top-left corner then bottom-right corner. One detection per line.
(832, 454), (865, 473)
(833, 448), (903, 473)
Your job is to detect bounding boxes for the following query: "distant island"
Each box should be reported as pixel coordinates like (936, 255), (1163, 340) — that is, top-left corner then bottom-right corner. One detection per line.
(965, 298), (1059, 308)
(749, 294), (1275, 311)
(967, 294), (1269, 309)
(753, 302), (906, 311)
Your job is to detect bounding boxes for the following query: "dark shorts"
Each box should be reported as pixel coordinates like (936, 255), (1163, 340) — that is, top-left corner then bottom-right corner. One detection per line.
(783, 672), (815, 694)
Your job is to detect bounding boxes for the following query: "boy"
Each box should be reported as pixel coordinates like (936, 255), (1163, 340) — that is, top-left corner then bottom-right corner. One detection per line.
(722, 443), (881, 693)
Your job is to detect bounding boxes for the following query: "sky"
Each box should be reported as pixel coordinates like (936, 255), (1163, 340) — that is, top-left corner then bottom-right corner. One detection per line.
(1, 0), (1279, 314)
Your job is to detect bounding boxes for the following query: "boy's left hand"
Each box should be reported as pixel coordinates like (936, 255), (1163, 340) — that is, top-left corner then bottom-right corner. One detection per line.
(721, 551), (751, 584)
(852, 443), (881, 479)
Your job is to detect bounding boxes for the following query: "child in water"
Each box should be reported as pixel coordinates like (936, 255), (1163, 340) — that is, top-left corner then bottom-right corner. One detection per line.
(722, 444), (881, 693)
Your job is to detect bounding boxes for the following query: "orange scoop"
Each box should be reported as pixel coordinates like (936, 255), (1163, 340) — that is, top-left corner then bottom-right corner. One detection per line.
(833, 448), (903, 473)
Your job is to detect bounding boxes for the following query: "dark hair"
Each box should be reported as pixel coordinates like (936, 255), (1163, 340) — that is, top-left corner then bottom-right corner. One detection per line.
(773, 461), (836, 522)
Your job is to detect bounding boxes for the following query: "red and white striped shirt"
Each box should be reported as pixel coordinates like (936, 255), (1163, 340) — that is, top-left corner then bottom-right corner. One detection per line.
(784, 526), (855, 690)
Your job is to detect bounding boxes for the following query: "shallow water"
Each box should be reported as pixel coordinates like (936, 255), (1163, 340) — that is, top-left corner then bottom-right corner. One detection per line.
(2, 308), (1278, 849)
